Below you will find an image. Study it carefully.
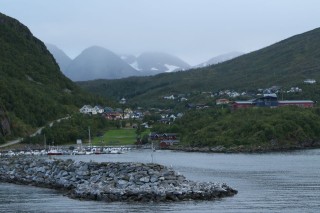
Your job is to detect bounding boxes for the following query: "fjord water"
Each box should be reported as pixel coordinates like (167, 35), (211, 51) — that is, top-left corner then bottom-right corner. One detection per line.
(1, 149), (320, 212)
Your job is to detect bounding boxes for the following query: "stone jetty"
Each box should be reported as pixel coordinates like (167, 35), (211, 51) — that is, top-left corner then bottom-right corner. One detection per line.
(0, 156), (237, 202)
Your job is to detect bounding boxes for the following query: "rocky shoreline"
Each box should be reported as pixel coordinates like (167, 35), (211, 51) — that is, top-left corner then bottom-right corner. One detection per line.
(167, 142), (320, 153)
(0, 156), (237, 202)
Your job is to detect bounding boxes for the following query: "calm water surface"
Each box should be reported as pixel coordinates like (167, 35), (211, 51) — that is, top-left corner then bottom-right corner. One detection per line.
(1, 149), (320, 212)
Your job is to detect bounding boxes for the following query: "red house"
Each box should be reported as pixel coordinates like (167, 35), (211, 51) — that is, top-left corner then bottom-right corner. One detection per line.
(159, 140), (180, 148)
(232, 101), (255, 109)
(278, 100), (314, 108)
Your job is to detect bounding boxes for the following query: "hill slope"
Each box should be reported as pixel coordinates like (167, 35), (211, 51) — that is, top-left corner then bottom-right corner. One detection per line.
(65, 46), (140, 81)
(0, 12), (95, 140)
(194, 52), (243, 68)
(46, 43), (72, 72)
(79, 27), (320, 106)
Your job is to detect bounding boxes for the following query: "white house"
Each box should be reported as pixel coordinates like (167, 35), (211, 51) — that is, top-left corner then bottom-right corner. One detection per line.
(79, 105), (93, 114)
(119, 97), (126, 104)
(93, 105), (104, 114)
(304, 79), (316, 84)
(91, 109), (98, 115)
(169, 114), (177, 121)
(164, 95), (175, 100)
(287, 87), (302, 93)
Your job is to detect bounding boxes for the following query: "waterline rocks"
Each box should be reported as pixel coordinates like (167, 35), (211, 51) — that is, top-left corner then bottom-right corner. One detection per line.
(0, 156), (237, 202)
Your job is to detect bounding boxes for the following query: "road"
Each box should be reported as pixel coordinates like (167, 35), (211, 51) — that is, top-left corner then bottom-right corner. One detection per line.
(0, 116), (70, 148)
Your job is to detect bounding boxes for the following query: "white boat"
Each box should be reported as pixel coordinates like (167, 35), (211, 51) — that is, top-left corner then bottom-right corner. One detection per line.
(47, 148), (63, 155)
(109, 148), (125, 154)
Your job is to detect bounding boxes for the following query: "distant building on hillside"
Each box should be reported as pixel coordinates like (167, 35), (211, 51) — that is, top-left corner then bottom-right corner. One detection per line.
(232, 96), (314, 110)
(164, 95), (175, 100)
(216, 99), (230, 105)
(119, 97), (126, 104)
(304, 79), (316, 84)
(149, 132), (180, 148)
(278, 100), (314, 108)
(79, 105), (93, 114)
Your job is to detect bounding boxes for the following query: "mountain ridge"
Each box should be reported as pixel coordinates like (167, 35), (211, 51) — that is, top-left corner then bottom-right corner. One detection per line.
(47, 44), (243, 80)
(48, 46), (193, 79)
(194, 51), (243, 68)
(126, 52), (191, 74)
(78, 27), (320, 106)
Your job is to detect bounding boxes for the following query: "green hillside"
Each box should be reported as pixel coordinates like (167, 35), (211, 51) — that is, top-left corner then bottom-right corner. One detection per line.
(79, 27), (320, 106)
(0, 13), (102, 141)
(152, 107), (320, 152)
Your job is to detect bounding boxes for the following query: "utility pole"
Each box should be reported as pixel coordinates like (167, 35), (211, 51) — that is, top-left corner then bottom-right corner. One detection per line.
(88, 126), (91, 148)
(44, 134), (46, 150)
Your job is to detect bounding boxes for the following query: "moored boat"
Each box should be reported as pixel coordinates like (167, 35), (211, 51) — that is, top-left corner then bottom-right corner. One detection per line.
(47, 148), (63, 155)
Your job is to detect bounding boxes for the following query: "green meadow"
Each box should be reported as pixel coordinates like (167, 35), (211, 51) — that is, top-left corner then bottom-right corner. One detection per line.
(92, 128), (150, 146)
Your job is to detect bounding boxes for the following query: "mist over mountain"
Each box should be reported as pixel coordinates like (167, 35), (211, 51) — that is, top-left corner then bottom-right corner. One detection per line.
(195, 51), (244, 68)
(65, 46), (140, 81)
(47, 45), (193, 80)
(131, 52), (191, 74)
(46, 43), (72, 72)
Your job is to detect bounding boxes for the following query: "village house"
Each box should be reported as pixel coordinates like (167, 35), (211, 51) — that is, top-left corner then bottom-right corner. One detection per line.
(164, 95), (175, 100)
(159, 140), (180, 148)
(149, 132), (179, 148)
(140, 122), (150, 128)
(104, 107), (113, 113)
(287, 87), (302, 93)
(104, 111), (122, 120)
(169, 114), (177, 121)
(79, 105), (93, 114)
(119, 97), (126, 104)
(93, 105), (104, 114)
(304, 79), (316, 84)
(278, 100), (314, 108)
(232, 95), (314, 110)
(216, 99), (230, 105)
(149, 132), (178, 140)
(158, 118), (171, 124)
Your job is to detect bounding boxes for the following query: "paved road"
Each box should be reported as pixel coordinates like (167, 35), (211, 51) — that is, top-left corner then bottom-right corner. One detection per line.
(0, 138), (23, 148)
(0, 116), (70, 148)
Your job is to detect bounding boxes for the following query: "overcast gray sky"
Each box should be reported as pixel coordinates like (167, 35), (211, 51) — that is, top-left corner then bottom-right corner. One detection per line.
(2, 0), (320, 65)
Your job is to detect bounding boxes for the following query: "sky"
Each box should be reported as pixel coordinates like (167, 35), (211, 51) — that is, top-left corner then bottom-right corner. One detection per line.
(2, 0), (320, 65)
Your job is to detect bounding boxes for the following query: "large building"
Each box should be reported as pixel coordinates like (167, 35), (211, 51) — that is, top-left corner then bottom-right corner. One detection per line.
(232, 96), (314, 110)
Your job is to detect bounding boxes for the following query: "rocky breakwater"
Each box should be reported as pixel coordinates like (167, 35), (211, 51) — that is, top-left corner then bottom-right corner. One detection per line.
(0, 156), (237, 202)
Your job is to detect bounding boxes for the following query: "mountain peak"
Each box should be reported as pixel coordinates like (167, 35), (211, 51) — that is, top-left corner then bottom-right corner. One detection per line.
(64, 46), (139, 81)
(125, 51), (191, 74)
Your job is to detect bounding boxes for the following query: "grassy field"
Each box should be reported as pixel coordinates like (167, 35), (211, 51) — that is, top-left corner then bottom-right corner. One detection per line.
(92, 128), (150, 146)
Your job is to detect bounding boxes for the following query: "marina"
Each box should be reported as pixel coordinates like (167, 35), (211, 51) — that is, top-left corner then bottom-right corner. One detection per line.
(0, 146), (132, 156)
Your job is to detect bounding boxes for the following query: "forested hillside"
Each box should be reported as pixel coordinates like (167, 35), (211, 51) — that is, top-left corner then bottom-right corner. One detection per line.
(152, 107), (320, 151)
(0, 13), (103, 142)
(79, 27), (320, 106)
